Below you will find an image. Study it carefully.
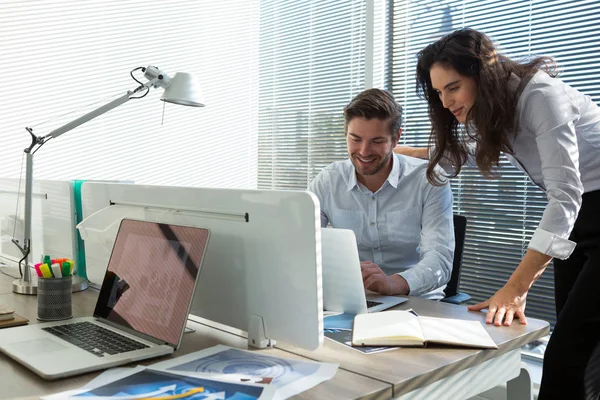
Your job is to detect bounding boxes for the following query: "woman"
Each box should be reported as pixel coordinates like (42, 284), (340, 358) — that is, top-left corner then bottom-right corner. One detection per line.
(395, 28), (600, 399)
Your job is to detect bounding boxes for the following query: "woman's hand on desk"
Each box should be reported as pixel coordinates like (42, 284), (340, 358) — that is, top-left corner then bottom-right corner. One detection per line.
(361, 261), (410, 295)
(468, 284), (528, 326)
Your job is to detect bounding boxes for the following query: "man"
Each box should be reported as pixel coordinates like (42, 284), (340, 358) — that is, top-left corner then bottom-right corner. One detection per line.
(308, 88), (454, 299)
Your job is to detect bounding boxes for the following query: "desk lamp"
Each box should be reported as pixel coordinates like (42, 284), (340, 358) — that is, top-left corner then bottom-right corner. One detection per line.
(12, 66), (205, 295)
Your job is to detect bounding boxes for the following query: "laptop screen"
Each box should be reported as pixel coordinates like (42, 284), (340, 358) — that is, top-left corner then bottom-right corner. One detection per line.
(94, 219), (210, 346)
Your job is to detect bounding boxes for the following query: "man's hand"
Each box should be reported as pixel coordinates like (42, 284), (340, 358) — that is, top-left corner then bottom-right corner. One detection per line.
(361, 261), (410, 295)
(467, 283), (528, 326)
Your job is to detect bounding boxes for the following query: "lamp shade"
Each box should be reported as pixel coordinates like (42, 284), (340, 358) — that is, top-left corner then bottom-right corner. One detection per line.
(161, 72), (205, 107)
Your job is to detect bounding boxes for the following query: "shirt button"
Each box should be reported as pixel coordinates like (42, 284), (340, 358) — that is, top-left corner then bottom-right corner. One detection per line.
(371, 196), (375, 200)
(370, 222), (375, 226)
(374, 246), (380, 250)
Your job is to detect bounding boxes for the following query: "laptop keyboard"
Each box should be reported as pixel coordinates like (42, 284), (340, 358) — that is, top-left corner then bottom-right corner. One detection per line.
(366, 300), (383, 309)
(42, 321), (149, 357)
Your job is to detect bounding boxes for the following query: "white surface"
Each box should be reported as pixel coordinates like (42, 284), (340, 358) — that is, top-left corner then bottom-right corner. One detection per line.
(79, 182), (323, 351)
(352, 310), (423, 347)
(0, 178), (77, 268)
(320, 227), (405, 314)
(419, 316), (497, 349)
(321, 228), (368, 315)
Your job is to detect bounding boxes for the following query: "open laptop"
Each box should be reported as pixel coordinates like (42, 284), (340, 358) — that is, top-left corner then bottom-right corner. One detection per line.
(321, 227), (407, 314)
(0, 219), (210, 380)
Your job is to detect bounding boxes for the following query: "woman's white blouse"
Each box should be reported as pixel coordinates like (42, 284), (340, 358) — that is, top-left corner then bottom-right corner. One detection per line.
(509, 71), (600, 259)
(438, 71), (600, 260)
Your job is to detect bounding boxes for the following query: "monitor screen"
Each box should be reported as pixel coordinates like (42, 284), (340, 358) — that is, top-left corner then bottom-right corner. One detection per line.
(94, 219), (209, 346)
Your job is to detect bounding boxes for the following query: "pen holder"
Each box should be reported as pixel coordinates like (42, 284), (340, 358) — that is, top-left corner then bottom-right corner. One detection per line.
(37, 276), (73, 321)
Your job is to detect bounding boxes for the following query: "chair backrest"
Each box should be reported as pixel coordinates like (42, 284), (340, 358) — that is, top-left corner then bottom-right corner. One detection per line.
(444, 214), (467, 298)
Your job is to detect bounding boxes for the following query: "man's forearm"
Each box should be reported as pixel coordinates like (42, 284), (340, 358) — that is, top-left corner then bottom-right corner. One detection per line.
(394, 146), (429, 160)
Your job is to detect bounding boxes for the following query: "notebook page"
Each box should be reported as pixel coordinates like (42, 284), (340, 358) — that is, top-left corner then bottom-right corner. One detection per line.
(418, 316), (497, 349)
(352, 310), (425, 346)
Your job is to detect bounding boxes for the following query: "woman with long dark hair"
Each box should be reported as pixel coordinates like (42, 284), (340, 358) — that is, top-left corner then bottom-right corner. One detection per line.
(395, 28), (600, 399)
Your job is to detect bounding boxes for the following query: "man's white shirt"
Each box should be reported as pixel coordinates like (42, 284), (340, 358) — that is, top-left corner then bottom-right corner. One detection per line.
(308, 153), (454, 299)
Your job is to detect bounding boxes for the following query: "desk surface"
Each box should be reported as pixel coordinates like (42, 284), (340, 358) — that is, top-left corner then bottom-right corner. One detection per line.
(0, 267), (550, 400)
(280, 297), (549, 397)
(0, 269), (391, 400)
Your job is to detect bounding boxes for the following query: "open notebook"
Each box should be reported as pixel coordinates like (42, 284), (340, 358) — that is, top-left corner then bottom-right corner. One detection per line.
(351, 310), (497, 349)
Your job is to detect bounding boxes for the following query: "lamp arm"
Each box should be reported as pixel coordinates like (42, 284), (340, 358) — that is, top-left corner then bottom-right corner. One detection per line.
(15, 75), (161, 281)
(45, 91), (132, 141)
(41, 76), (162, 143)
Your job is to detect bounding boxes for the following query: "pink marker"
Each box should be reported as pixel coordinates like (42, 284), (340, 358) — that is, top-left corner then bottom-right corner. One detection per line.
(34, 264), (43, 277)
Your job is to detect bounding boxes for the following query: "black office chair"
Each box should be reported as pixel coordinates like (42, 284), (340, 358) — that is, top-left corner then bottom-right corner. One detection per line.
(441, 214), (472, 304)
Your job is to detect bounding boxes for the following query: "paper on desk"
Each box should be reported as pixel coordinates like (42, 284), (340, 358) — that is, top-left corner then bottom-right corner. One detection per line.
(150, 344), (339, 400)
(81, 367), (137, 389)
(42, 364), (275, 400)
(323, 312), (355, 330)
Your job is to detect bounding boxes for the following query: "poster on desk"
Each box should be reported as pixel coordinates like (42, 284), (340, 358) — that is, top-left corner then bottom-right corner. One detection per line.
(42, 365), (274, 400)
(151, 345), (339, 400)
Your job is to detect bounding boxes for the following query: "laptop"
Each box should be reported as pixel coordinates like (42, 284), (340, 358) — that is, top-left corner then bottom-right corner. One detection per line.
(0, 219), (210, 380)
(321, 227), (407, 314)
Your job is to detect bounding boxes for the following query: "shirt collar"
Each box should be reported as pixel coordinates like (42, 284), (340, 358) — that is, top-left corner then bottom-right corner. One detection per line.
(345, 153), (402, 192)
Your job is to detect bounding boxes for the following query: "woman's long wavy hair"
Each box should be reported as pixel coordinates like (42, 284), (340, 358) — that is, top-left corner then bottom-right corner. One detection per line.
(416, 28), (557, 184)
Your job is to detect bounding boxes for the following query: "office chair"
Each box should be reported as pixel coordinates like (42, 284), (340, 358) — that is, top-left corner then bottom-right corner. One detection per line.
(441, 214), (472, 304)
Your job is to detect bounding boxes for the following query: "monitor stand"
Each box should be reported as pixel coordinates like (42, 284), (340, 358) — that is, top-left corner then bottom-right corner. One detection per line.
(248, 315), (276, 349)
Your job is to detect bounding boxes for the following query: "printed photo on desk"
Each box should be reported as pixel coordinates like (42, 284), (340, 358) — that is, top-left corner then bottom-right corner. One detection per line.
(151, 344), (339, 400)
(42, 365), (274, 400)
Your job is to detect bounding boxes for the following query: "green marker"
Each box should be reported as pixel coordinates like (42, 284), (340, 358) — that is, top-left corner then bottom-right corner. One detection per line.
(43, 254), (51, 265)
(61, 261), (71, 277)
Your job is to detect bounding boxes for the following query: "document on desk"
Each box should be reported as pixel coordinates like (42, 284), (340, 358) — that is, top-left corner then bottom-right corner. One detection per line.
(42, 365), (275, 399)
(352, 310), (498, 349)
(150, 344), (339, 400)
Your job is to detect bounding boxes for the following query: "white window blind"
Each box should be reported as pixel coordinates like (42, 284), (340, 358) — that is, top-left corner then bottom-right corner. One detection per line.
(0, 0), (258, 189)
(257, 0), (367, 190)
(391, 0), (600, 329)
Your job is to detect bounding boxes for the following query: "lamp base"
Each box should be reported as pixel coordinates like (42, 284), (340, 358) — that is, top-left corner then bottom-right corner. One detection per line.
(12, 275), (89, 295)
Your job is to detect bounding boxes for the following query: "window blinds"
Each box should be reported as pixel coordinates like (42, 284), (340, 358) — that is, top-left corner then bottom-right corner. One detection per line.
(391, 0), (600, 329)
(257, 0), (367, 190)
(0, 0), (258, 189)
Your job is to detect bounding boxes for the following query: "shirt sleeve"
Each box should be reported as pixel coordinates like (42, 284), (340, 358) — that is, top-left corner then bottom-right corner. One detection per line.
(399, 175), (455, 295)
(307, 172), (330, 228)
(520, 83), (582, 260)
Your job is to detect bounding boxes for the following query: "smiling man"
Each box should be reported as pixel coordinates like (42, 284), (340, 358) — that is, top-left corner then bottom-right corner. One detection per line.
(308, 88), (455, 299)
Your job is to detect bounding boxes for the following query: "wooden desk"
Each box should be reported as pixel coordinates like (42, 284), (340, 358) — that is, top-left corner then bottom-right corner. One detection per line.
(0, 269), (391, 400)
(279, 297), (549, 400)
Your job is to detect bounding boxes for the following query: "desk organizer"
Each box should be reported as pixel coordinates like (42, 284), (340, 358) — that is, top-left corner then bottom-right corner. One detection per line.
(37, 276), (73, 321)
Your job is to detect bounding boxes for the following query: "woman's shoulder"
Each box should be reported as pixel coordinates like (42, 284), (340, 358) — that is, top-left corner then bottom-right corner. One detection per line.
(517, 70), (581, 112)
(521, 70), (564, 95)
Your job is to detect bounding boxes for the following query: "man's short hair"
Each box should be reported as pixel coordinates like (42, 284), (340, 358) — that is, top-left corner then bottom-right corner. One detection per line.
(343, 88), (403, 138)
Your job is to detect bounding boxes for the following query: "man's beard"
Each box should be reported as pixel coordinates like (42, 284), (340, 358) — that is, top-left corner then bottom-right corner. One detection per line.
(351, 151), (392, 176)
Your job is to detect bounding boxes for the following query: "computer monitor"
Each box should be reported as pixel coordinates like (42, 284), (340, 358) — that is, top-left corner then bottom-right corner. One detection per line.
(79, 182), (323, 351)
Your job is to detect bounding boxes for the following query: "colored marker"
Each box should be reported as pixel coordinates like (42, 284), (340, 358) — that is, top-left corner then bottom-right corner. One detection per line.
(61, 262), (72, 277)
(39, 263), (53, 278)
(51, 263), (62, 279)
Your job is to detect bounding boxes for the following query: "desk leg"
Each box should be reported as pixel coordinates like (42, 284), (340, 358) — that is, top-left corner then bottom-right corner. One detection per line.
(506, 362), (533, 400)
